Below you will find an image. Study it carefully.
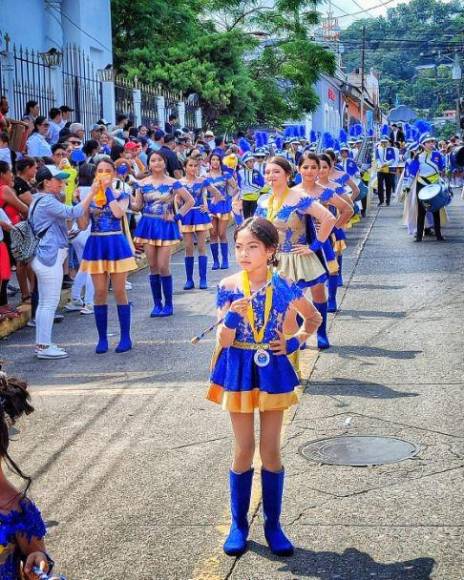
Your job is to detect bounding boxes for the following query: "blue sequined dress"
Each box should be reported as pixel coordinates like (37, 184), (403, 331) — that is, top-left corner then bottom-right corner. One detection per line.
(81, 190), (137, 275)
(0, 498), (48, 580)
(331, 175), (351, 253)
(207, 173), (233, 221)
(134, 181), (183, 246)
(180, 179), (212, 233)
(255, 194), (327, 287)
(207, 273), (302, 413)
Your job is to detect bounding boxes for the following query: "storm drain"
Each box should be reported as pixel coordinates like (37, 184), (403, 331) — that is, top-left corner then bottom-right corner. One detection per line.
(299, 435), (420, 467)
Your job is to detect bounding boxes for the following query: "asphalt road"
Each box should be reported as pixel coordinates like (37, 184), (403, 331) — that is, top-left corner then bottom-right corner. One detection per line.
(1, 198), (463, 580)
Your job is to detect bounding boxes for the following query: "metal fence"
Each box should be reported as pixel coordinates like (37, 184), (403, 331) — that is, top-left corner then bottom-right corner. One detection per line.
(12, 45), (55, 119)
(185, 94), (200, 130)
(140, 82), (160, 128)
(62, 45), (103, 129)
(114, 76), (135, 123)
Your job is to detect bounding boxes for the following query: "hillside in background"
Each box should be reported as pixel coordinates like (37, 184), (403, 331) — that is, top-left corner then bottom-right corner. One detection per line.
(340, 0), (464, 121)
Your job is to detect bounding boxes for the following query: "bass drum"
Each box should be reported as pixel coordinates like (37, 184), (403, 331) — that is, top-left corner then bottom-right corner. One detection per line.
(418, 182), (451, 212)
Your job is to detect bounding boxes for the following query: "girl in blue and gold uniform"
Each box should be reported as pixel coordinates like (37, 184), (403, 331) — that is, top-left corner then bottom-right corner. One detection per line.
(180, 156), (221, 290)
(133, 151), (194, 317)
(207, 152), (238, 270)
(207, 217), (322, 558)
(318, 154), (354, 312)
(292, 152), (353, 348)
(80, 158), (137, 354)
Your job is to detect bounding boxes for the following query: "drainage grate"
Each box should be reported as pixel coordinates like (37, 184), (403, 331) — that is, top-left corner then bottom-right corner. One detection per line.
(299, 435), (420, 467)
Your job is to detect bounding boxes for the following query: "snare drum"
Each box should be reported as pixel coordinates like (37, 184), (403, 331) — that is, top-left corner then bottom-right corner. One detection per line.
(418, 182), (450, 212)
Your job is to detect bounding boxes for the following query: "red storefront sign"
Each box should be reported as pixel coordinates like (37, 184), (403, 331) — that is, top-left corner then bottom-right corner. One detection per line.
(328, 87), (337, 102)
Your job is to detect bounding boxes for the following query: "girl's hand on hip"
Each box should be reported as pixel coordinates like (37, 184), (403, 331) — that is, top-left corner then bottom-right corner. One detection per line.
(269, 330), (287, 355)
(292, 244), (312, 256)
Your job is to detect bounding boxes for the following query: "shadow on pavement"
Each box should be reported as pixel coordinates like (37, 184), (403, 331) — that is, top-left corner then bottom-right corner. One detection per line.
(247, 543), (435, 579)
(330, 345), (422, 360)
(306, 377), (419, 399)
(337, 309), (407, 319)
(348, 284), (406, 291)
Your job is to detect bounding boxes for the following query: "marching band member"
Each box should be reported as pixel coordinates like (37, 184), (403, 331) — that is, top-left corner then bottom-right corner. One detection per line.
(180, 156), (221, 290)
(375, 134), (397, 206)
(207, 217), (322, 557)
(133, 151), (194, 317)
(293, 152), (352, 348)
(207, 152), (238, 270)
(237, 151), (265, 219)
(79, 158), (137, 353)
(317, 154), (354, 312)
(407, 134), (446, 242)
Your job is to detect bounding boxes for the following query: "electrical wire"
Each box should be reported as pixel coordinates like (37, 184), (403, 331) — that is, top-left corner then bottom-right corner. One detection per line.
(333, 0), (400, 19)
(48, 3), (112, 53)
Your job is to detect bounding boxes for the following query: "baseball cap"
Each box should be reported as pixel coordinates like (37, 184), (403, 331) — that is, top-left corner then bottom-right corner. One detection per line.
(90, 123), (105, 131)
(124, 141), (138, 150)
(97, 118), (111, 126)
(36, 164), (70, 183)
(154, 129), (165, 140)
(205, 130), (214, 138)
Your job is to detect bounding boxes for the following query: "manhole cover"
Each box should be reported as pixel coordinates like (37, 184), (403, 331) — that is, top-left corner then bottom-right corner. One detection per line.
(299, 435), (420, 466)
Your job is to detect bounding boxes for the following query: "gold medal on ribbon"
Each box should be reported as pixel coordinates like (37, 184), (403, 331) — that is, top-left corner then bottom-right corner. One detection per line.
(242, 269), (273, 367)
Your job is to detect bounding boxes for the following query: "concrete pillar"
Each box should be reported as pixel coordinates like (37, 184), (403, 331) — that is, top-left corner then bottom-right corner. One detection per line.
(0, 49), (15, 117)
(305, 113), (312, 140)
(177, 101), (185, 128)
(133, 88), (142, 127)
(156, 96), (165, 128)
(50, 65), (63, 108)
(101, 80), (116, 124)
(195, 107), (202, 129)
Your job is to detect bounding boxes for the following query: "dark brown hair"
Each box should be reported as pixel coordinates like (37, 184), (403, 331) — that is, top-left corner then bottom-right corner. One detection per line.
(319, 153), (333, 168)
(298, 151), (320, 168)
(0, 368), (34, 494)
(324, 149), (337, 163)
(266, 156), (293, 176)
(234, 217), (279, 266)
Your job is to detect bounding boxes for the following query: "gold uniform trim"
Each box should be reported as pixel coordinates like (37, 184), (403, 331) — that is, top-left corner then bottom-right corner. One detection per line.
(211, 212), (232, 221)
(206, 384), (300, 413)
(133, 237), (180, 247)
(90, 231), (123, 236)
(180, 223), (212, 233)
(80, 257), (137, 274)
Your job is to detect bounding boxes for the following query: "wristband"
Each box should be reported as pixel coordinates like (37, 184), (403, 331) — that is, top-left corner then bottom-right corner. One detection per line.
(223, 311), (242, 329)
(105, 187), (116, 203)
(309, 239), (322, 252)
(285, 337), (300, 354)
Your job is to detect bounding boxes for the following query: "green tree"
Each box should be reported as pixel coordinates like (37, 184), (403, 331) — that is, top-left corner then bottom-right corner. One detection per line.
(340, 0), (464, 119)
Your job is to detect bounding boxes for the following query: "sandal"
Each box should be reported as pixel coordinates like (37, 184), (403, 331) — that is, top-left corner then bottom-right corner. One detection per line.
(21, 295), (32, 304)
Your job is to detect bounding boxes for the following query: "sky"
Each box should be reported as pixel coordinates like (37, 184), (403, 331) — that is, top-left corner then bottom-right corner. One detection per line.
(326, 0), (407, 27)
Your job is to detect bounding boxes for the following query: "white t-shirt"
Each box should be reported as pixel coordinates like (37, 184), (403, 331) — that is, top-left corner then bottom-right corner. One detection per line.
(0, 147), (12, 167)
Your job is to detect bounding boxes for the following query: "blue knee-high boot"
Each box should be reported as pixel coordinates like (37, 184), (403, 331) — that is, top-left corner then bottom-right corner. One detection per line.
(337, 255), (344, 287)
(183, 257), (195, 290)
(94, 304), (108, 354)
(223, 469), (254, 556)
(149, 274), (163, 317)
(327, 275), (338, 313)
(210, 243), (220, 270)
(220, 242), (229, 269)
(115, 304), (132, 353)
(314, 302), (330, 350)
(160, 275), (173, 316)
(261, 468), (294, 557)
(198, 255), (208, 289)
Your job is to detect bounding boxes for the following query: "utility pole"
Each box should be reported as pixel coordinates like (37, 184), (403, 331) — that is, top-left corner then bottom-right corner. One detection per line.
(360, 25), (366, 131)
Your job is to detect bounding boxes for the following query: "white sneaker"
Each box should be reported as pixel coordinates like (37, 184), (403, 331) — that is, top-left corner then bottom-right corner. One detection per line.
(34, 343), (66, 354)
(64, 299), (84, 312)
(125, 281), (133, 290)
(26, 318), (36, 328)
(36, 345), (69, 359)
(80, 304), (94, 315)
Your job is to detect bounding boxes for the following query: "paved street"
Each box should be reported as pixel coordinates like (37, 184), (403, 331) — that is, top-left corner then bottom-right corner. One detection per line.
(1, 200), (463, 580)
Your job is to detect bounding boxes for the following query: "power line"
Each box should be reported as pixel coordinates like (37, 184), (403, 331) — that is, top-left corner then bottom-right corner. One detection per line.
(334, 0), (398, 19)
(49, 4), (112, 53)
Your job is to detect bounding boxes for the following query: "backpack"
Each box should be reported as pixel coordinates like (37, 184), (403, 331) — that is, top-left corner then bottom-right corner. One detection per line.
(9, 197), (50, 263)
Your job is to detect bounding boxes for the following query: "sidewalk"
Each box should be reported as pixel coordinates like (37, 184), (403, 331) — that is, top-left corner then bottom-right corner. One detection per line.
(209, 201), (464, 579)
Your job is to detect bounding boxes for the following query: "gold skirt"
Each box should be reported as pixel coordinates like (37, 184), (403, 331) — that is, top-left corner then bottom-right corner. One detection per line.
(277, 252), (326, 284)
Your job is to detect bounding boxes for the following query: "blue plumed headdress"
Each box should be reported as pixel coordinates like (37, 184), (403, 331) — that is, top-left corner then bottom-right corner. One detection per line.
(381, 124), (389, 137)
(310, 130), (317, 144)
(349, 123), (363, 137)
(339, 128), (348, 144)
(322, 132), (334, 150)
(238, 138), (251, 153)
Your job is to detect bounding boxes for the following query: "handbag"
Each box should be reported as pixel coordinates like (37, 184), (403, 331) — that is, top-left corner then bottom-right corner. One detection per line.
(9, 197), (50, 263)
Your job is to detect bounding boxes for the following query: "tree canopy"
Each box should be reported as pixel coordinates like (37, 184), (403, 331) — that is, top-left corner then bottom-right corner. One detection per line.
(111, 0), (335, 128)
(340, 0), (464, 119)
